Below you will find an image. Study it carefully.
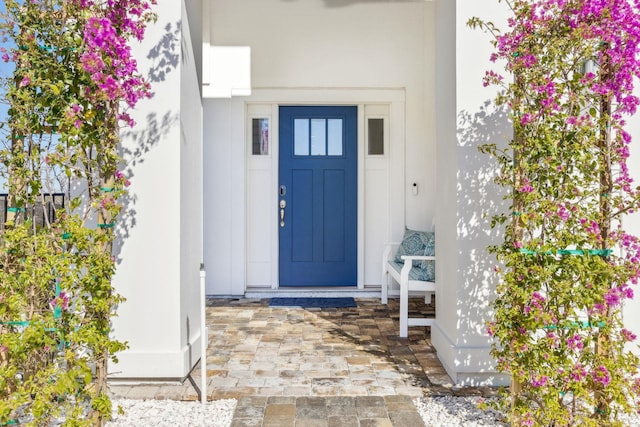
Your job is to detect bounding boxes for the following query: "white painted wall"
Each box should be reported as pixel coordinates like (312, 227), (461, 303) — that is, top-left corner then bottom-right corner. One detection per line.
(203, 0), (436, 294)
(179, 0), (205, 379)
(184, 0), (203, 87)
(432, 0), (511, 385)
(110, 0), (203, 379)
(203, 98), (246, 295)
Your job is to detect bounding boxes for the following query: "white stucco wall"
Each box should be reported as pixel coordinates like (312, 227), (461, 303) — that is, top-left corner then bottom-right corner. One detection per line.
(432, 0), (511, 385)
(179, 0), (205, 378)
(110, 0), (203, 379)
(203, 0), (436, 295)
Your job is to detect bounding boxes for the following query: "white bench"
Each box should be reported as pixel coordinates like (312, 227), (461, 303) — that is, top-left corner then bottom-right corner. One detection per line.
(381, 242), (436, 338)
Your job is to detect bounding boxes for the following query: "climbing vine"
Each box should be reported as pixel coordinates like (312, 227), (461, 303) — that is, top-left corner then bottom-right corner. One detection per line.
(0, 0), (154, 425)
(470, 0), (640, 425)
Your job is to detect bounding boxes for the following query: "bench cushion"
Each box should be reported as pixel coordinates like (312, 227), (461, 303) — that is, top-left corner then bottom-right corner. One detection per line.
(394, 228), (432, 261)
(393, 228), (436, 281)
(387, 260), (435, 282)
(421, 232), (436, 281)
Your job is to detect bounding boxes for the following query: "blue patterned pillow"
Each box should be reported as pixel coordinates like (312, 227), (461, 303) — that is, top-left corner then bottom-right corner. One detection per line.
(394, 228), (435, 282)
(394, 228), (431, 261)
(421, 231), (436, 282)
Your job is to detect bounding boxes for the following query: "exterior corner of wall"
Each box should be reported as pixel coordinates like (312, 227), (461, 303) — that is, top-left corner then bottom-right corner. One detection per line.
(108, 343), (195, 380)
(431, 322), (506, 387)
(180, 329), (203, 377)
(431, 321), (457, 376)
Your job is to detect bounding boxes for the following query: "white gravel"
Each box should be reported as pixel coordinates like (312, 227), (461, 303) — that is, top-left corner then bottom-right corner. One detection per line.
(104, 395), (640, 426)
(106, 399), (237, 427)
(415, 396), (507, 426)
(105, 396), (503, 427)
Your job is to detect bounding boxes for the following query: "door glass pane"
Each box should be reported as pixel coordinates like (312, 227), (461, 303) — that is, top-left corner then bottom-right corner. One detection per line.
(252, 118), (269, 155)
(294, 119), (309, 156)
(368, 118), (384, 155)
(311, 119), (326, 156)
(327, 119), (343, 156)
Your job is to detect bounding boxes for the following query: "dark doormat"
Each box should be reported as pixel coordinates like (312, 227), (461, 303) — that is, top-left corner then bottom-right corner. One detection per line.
(269, 297), (357, 308)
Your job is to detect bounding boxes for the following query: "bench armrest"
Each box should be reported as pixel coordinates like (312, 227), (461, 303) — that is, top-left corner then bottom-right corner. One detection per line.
(382, 242), (401, 262)
(400, 255), (436, 263)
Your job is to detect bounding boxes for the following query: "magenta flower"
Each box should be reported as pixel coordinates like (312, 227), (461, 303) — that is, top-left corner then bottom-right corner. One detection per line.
(531, 375), (549, 387)
(518, 178), (534, 193)
(571, 364), (587, 382)
(586, 220), (601, 236)
(556, 205), (569, 221)
(591, 365), (611, 387)
(604, 289), (621, 307)
(621, 328), (637, 342)
(51, 292), (70, 311)
(567, 334), (584, 350)
(520, 113), (535, 125)
(19, 76), (30, 87)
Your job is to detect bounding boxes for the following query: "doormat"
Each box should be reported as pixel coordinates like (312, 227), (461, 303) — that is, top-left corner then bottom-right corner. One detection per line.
(269, 297), (357, 308)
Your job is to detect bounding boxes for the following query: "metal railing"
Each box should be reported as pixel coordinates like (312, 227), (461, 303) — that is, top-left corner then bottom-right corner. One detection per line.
(0, 193), (65, 229)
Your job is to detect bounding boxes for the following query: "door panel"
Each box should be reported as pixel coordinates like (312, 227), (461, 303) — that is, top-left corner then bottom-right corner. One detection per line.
(279, 106), (357, 287)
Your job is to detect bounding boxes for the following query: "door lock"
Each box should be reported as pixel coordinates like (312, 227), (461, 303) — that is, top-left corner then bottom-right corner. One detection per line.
(280, 199), (286, 227)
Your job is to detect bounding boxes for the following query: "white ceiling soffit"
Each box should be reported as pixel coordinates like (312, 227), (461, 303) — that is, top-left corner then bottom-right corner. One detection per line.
(202, 45), (252, 99)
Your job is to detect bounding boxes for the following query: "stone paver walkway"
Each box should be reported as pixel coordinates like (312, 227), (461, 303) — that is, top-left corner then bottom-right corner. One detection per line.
(109, 298), (497, 426)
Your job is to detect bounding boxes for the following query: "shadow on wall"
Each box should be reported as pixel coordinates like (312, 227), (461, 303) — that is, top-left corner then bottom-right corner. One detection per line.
(112, 21), (181, 263)
(455, 100), (510, 372)
(147, 21), (181, 83)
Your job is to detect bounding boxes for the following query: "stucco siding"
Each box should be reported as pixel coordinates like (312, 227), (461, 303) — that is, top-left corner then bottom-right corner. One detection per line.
(109, 0), (203, 379)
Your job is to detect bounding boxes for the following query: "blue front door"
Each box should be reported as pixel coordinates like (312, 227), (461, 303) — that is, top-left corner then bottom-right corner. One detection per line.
(278, 106), (357, 286)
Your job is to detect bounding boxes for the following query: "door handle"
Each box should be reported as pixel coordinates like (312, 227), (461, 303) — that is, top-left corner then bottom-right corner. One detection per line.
(280, 199), (286, 227)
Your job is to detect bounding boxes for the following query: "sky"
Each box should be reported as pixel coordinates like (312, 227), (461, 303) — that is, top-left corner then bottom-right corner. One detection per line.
(0, 64), (10, 192)
(0, 2), (11, 190)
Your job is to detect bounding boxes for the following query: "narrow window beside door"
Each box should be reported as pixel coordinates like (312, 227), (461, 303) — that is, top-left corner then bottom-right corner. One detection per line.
(367, 118), (384, 155)
(252, 118), (269, 155)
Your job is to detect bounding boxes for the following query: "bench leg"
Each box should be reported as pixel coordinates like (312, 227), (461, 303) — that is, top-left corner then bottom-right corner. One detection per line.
(424, 292), (432, 305)
(399, 280), (409, 338)
(381, 270), (389, 304)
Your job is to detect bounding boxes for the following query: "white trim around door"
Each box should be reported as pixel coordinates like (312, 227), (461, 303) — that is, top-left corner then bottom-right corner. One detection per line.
(244, 88), (405, 294)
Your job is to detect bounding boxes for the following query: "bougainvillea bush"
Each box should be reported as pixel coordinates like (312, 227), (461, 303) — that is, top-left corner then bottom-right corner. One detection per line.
(470, 0), (640, 425)
(0, 0), (154, 425)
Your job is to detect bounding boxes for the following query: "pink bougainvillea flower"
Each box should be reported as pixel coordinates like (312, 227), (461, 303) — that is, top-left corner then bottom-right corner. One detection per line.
(570, 364), (587, 382)
(19, 76), (30, 87)
(604, 288), (622, 307)
(621, 328), (637, 342)
(531, 375), (549, 387)
(518, 178), (534, 193)
(592, 365), (611, 387)
(556, 204), (569, 221)
(51, 292), (70, 311)
(567, 333), (584, 350)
